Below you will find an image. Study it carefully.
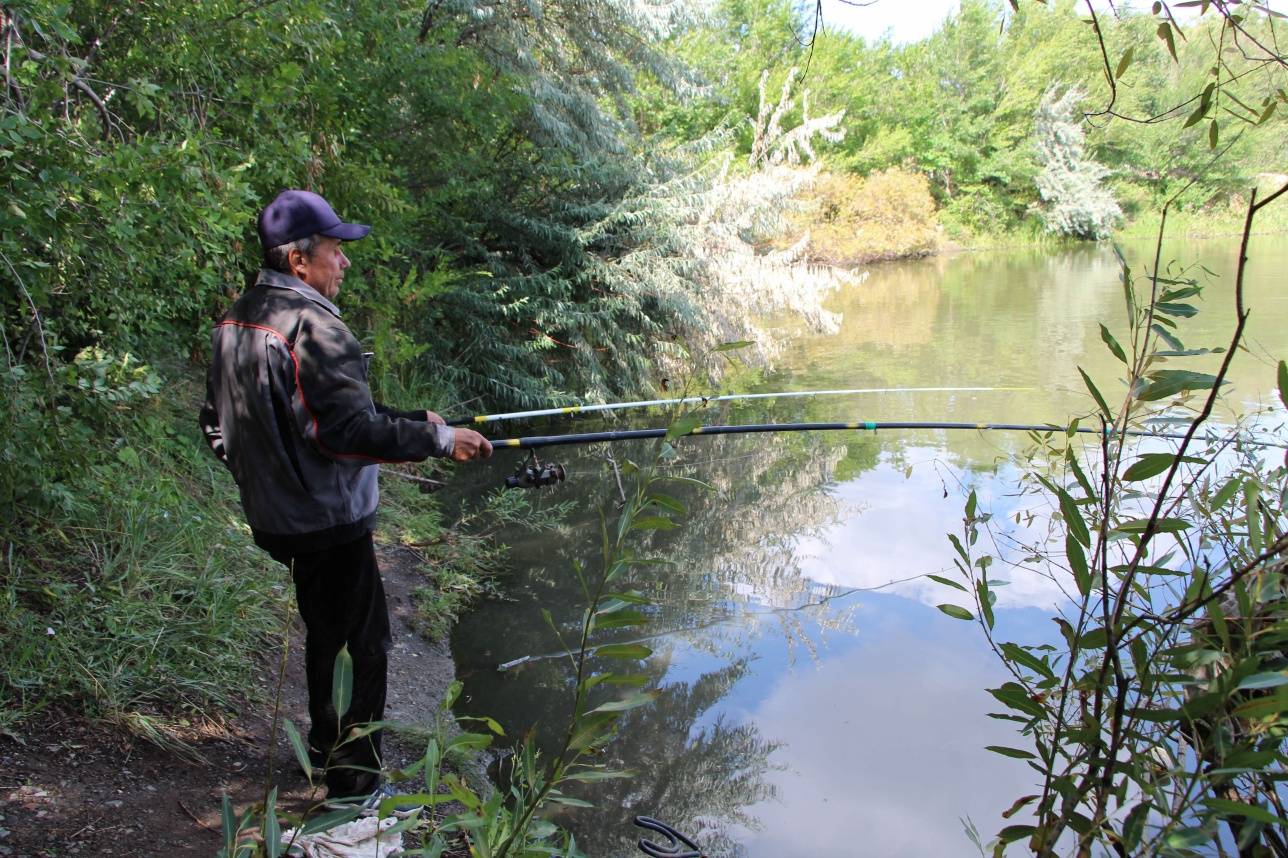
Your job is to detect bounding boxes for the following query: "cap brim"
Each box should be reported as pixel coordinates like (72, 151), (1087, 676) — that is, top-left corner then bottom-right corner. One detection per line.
(320, 222), (371, 241)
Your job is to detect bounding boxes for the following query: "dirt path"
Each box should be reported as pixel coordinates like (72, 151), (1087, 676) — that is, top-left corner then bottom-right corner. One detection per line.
(0, 545), (460, 857)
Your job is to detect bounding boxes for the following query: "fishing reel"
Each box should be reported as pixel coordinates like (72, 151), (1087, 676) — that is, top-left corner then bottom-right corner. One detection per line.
(505, 450), (566, 490)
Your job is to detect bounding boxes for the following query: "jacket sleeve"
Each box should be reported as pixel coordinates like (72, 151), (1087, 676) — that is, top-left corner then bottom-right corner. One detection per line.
(374, 403), (431, 422)
(290, 320), (456, 462)
(198, 368), (229, 467)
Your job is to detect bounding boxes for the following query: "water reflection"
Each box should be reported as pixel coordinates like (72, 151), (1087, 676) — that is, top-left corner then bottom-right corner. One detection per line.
(449, 238), (1288, 856)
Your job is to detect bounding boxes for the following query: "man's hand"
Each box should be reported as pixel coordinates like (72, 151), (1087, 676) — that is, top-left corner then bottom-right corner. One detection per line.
(451, 428), (493, 462)
(425, 410), (446, 425)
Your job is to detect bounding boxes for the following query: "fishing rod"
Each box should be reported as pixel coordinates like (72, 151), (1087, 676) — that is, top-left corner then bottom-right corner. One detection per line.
(446, 386), (1026, 426)
(494, 420), (1282, 489)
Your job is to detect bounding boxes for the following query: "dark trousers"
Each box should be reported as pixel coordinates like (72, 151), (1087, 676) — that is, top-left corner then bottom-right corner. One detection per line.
(273, 531), (391, 797)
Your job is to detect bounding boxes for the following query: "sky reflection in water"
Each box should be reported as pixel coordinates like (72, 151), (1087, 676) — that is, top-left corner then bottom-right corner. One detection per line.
(451, 239), (1288, 857)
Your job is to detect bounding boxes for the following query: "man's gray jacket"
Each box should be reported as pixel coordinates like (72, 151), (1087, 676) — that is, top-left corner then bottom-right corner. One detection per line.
(199, 269), (456, 553)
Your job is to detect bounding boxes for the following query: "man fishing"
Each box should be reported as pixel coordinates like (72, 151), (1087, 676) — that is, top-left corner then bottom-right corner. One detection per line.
(199, 188), (493, 803)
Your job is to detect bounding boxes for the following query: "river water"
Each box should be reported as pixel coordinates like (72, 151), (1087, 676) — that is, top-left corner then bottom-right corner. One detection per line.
(445, 237), (1287, 857)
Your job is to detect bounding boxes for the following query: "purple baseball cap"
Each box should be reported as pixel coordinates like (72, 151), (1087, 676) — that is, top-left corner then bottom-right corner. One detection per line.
(257, 189), (371, 248)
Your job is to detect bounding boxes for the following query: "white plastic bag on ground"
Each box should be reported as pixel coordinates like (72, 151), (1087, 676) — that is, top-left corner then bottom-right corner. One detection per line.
(280, 815), (403, 858)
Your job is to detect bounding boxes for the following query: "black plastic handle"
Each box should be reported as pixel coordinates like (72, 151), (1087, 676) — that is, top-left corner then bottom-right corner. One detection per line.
(634, 816), (703, 858)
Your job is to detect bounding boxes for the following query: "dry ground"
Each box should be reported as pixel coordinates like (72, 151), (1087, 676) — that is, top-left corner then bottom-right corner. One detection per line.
(0, 545), (462, 857)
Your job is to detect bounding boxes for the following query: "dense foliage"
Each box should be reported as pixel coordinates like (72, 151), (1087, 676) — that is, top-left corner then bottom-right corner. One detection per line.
(1, 0), (1286, 802)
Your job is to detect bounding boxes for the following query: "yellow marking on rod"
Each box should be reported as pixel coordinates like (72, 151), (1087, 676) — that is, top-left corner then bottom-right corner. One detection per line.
(691, 426), (704, 434)
(846, 421), (859, 429)
(475, 415), (491, 423)
(976, 422), (988, 430)
(504, 439), (521, 447)
(563, 406), (578, 414)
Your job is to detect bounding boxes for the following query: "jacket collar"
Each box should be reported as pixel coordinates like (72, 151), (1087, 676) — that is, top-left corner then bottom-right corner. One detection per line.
(256, 268), (342, 318)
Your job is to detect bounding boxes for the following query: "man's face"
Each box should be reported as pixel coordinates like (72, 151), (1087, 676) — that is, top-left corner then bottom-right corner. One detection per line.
(292, 236), (350, 300)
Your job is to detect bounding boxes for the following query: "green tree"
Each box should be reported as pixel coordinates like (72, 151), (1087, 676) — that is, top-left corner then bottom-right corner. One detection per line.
(1033, 86), (1122, 239)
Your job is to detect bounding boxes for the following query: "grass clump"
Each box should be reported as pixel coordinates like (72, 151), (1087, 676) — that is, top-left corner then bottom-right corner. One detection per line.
(0, 359), (280, 740)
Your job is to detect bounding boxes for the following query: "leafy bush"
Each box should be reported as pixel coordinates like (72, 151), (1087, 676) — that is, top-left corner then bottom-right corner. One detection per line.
(1032, 86), (1122, 240)
(796, 168), (939, 265)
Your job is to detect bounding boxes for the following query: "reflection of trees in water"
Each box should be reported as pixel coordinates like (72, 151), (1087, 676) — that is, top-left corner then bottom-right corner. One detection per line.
(556, 658), (780, 858)
(599, 421), (874, 664)
(451, 406), (879, 852)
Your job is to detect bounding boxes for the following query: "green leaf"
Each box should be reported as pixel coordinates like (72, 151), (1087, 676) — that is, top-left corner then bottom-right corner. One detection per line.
(1236, 672), (1288, 691)
(1210, 476), (1243, 509)
(989, 682), (1045, 718)
(1279, 360), (1288, 410)
(1099, 324), (1127, 363)
(927, 574), (967, 592)
(1156, 302), (1199, 320)
(590, 691), (657, 714)
(1206, 798), (1288, 825)
(1164, 827), (1212, 849)
(1123, 802), (1151, 851)
(937, 603), (974, 621)
(665, 413), (702, 442)
(948, 533), (969, 564)
(1115, 46), (1134, 79)
(568, 712), (620, 752)
(116, 446), (140, 467)
(1123, 453), (1200, 481)
(1078, 627), (1109, 649)
(996, 824), (1036, 845)
(1114, 517), (1192, 535)
(1066, 533), (1091, 597)
(332, 645), (353, 721)
(1000, 643), (1055, 680)
(1160, 285), (1202, 302)
(594, 609), (649, 630)
(593, 643), (653, 660)
(985, 745), (1036, 760)
(976, 580), (994, 630)
(1157, 21), (1178, 61)
(264, 787), (281, 858)
(564, 768), (634, 782)
(284, 719), (311, 779)
(1151, 323), (1184, 351)
(1233, 690), (1288, 719)
(1078, 367), (1112, 419)
(1209, 118), (1219, 149)
(1055, 484), (1091, 548)
(646, 492), (686, 516)
(1137, 369), (1221, 401)
(220, 796), (236, 854)
(631, 515), (676, 531)
(297, 806), (365, 836)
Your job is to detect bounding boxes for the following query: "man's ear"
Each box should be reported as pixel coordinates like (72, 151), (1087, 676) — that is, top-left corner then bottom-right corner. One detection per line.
(288, 246), (308, 276)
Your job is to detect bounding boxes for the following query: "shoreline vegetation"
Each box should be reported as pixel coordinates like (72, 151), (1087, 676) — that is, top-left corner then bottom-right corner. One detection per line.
(2, 0), (1285, 853)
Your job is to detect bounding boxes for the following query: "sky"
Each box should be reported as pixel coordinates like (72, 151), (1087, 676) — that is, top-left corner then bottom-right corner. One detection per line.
(817, 0), (1288, 45)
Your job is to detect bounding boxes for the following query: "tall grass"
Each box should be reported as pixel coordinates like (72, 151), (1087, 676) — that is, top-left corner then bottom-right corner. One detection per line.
(0, 371), (281, 739)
